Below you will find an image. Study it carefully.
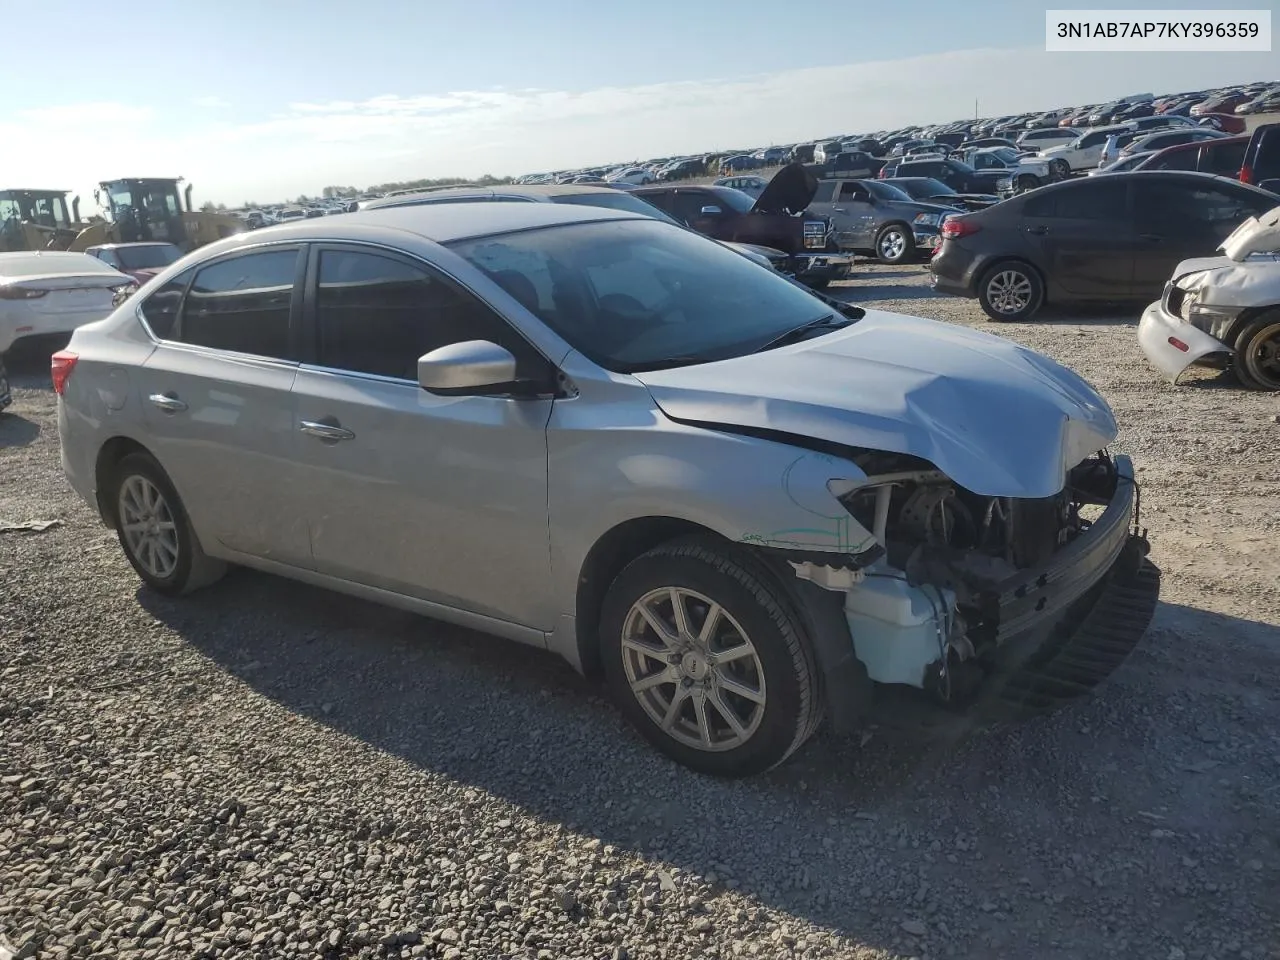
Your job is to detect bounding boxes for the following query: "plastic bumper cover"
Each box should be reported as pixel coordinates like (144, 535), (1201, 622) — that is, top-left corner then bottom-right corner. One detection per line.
(1138, 297), (1230, 383)
(790, 253), (853, 283)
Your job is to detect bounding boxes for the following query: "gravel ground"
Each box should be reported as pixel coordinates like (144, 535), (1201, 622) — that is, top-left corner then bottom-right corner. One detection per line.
(1, 267), (1278, 960)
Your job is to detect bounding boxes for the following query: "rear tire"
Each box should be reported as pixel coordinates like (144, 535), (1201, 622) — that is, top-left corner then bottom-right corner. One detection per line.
(978, 261), (1044, 322)
(1233, 313), (1280, 391)
(110, 452), (226, 596)
(599, 535), (822, 777)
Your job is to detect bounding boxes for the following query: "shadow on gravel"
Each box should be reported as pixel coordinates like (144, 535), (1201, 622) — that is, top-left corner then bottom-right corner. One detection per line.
(0, 413), (40, 448)
(137, 572), (1277, 946)
(839, 284), (940, 302)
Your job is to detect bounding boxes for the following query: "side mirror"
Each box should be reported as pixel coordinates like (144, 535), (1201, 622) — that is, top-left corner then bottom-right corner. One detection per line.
(700, 205), (723, 216)
(418, 340), (519, 396)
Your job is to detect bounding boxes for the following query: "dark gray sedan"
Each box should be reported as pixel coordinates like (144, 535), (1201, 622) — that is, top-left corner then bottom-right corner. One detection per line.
(805, 178), (957, 263)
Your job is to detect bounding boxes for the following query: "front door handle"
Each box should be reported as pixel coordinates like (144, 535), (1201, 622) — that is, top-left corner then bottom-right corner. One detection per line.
(833, 206), (846, 212)
(1139, 233), (1163, 243)
(148, 393), (188, 413)
(1025, 225), (1048, 236)
(300, 419), (355, 442)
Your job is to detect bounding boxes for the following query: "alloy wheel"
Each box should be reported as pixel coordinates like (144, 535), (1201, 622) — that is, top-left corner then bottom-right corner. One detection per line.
(878, 229), (906, 261)
(620, 586), (766, 752)
(118, 475), (180, 580)
(986, 270), (1033, 315)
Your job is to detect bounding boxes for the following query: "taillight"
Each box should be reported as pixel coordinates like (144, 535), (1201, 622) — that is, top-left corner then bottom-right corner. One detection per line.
(0, 286), (48, 300)
(940, 217), (981, 240)
(51, 351), (79, 395)
(1239, 163), (1253, 184)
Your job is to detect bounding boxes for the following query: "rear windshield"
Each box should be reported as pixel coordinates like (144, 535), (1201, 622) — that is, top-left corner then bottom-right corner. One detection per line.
(115, 244), (181, 270)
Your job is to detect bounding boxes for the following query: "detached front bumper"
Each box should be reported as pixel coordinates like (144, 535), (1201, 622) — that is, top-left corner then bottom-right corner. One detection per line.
(790, 252), (853, 285)
(1138, 297), (1231, 383)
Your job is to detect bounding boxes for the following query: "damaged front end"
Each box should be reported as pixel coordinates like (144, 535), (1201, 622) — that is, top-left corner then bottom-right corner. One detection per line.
(790, 449), (1159, 722)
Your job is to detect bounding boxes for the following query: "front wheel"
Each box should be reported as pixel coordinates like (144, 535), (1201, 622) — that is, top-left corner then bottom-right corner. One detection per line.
(1015, 174), (1040, 192)
(1233, 313), (1280, 391)
(978, 261), (1044, 322)
(1048, 158), (1070, 180)
(110, 452), (226, 596)
(599, 536), (822, 777)
(875, 224), (915, 264)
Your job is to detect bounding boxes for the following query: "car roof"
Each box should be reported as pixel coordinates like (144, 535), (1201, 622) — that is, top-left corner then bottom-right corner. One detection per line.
(363, 183), (630, 210)
(193, 200), (644, 253)
(1026, 169), (1264, 193)
(1146, 134), (1249, 154)
(86, 241), (177, 251)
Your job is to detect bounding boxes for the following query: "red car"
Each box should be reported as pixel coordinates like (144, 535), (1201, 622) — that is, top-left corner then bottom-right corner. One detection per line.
(1195, 112), (1247, 135)
(83, 242), (182, 285)
(1189, 93), (1250, 117)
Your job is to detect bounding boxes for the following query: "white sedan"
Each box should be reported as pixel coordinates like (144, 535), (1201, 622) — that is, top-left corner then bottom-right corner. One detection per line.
(0, 251), (134, 356)
(712, 175), (770, 198)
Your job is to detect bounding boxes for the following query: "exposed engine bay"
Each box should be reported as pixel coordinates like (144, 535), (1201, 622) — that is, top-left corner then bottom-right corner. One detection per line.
(794, 449), (1138, 707)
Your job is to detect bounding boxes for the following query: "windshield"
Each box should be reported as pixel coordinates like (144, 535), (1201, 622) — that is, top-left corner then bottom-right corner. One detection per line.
(115, 244), (181, 270)
(990, 148), (1020, 163)
(448, 218), (836, 373)
(864, 181), (913, 202)
(711, 189), (755, 214)
(894, 178), (956, 198)
(549, 191), (680, 225)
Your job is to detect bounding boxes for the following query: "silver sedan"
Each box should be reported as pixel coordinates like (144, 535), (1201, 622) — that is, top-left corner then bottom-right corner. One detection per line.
(55, 202), (1158, 776)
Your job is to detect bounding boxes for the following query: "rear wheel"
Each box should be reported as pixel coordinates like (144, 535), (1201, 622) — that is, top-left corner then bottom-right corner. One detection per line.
(978, 261), (1044, 322)
(110, 452), (226, 596)
(599, 536), (822, 777)
(875, 224), (915, 264)
(1233, 313), (1280, 391)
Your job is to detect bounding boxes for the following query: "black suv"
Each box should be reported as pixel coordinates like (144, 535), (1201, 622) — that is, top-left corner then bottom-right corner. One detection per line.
(878, 157), (1006, 194)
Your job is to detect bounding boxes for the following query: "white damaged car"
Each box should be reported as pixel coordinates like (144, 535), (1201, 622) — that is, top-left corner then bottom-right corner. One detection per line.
(1138, 206), (1280, 391)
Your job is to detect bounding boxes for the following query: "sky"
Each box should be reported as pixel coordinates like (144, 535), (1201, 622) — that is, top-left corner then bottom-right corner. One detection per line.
(2, 0), (1276, 208)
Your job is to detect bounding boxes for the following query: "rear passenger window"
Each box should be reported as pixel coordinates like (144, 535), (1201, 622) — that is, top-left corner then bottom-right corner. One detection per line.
(1148, 151), (1197, 172)
(314, 249), (541, 381)
(1023, 181), (1126, 219)
(138, 267), (194, 339)
(1201, 141), (1246, 176)
(179, 249), (299, 359)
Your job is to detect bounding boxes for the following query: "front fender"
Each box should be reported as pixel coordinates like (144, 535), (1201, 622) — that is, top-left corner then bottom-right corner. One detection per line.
(548, 412), (875, 606)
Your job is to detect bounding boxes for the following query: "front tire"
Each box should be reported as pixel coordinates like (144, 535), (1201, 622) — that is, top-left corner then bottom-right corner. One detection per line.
(599, 536), (822, 777)
(875, 224), (915, 264)
(110, 452), (226, 596)
(1048, 158), (1070, 180)
(1233, 313), (1280, 391)
(1015, 174), (1040, 192)
(978, 260), (1044, 322)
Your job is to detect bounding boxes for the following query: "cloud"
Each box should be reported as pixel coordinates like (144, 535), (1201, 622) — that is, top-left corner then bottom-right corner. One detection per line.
(192, 95), (231, 109)
(0, 46), (1270, 204)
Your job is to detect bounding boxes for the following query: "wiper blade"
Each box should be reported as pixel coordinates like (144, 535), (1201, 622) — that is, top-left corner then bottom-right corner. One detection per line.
(753, 313), (851, 353)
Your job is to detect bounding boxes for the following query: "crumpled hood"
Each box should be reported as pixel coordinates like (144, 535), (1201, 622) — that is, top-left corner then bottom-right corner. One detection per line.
(1219, 205), (1280, 261)
(633, 311), (1117, 499)
(1171, 253), (1280, 307)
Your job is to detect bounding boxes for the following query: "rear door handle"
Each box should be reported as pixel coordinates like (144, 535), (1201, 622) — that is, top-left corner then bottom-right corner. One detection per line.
(148, 393), (187, 413)
(1140, 233), (1163, 242)
(1025, 225), (1048, 236)
(300, 419), (355, 442)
